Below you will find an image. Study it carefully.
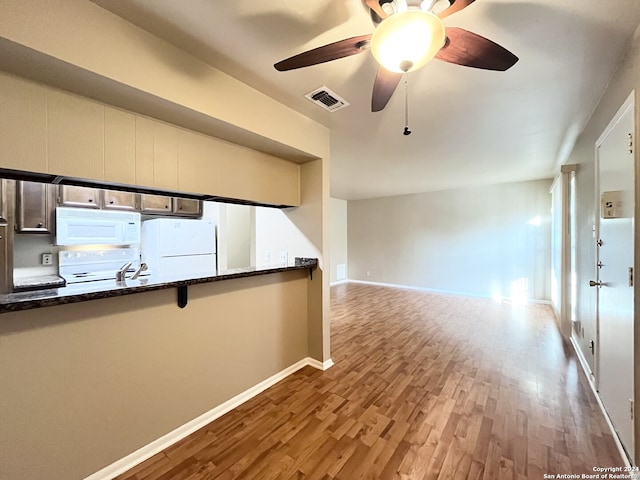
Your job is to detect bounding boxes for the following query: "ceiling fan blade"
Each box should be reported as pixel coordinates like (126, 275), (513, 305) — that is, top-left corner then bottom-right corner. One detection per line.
(372, 67), (402, 112)
(437, 0), (476, 20)
(435, 27), (518, 71)
(365, 0), (388, 19)
(274, 35), (372, 71)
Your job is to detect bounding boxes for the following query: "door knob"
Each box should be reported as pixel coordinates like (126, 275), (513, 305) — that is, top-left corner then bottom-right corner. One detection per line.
(589, 280), (602, 287)
(597, 239), (603, 247)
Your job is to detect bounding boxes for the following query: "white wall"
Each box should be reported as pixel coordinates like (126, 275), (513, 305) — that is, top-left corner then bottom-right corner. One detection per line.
(330, 198), (348, 284)
(549, 176), (563, 319)
(13, 235), (55, 270)
(225, 204), (252, 269)
(254, 206), (320, 266)
(566, 23), (640, 375)
(348, 179), (552, 301)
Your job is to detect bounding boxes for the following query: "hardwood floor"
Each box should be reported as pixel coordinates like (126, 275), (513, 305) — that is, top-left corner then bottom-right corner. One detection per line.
(116, 283), (623, 480)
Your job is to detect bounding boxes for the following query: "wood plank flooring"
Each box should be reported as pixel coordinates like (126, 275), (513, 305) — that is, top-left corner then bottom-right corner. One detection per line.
(116, 283), (623, 479)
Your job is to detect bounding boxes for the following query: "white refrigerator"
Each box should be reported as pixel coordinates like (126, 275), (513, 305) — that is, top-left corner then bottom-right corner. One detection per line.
(141, 218), (217, 281)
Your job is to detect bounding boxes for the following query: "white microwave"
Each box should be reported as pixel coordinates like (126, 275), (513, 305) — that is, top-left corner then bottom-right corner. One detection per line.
(56, 207), (141, 246)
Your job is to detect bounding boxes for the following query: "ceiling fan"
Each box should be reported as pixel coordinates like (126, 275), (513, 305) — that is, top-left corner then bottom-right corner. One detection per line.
(274, 0), (518, 112)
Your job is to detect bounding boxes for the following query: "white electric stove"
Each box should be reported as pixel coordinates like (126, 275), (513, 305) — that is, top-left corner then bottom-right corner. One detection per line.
(58, 247), (144, 284)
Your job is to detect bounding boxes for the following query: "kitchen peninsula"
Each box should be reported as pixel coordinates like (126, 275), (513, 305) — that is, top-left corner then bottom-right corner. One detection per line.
(0, 258), (318, 313)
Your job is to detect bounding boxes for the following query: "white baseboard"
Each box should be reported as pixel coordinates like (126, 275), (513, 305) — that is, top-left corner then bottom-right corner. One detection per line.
(345, 279), (552, 305)
(569, 336), (631, 467)
(329, 279), (348, 286)
(84, 356), (329, 480)
(570, 335), (595, 385)
(305, 357), (335, 371)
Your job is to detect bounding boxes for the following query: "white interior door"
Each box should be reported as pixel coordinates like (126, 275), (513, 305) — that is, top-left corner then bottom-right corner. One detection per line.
(595, 92), (635, 456)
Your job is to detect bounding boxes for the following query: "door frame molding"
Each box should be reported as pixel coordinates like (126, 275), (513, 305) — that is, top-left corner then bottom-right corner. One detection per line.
(594, 89), (636, 463)
(633, 89), (640, 468)
(550, 164), (577, 338)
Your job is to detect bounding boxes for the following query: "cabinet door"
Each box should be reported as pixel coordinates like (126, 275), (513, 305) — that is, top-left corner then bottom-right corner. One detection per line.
(139, 194), (172, 214)
(135, 116), (155, 188)
(153, 121), (179, 190)
(105, 107), (136, 184)
(0, 224), (11, 294)
(47, 90), (105, 180)
(178, 129), (220, 194)
(0, 73), (47, 173)
(0, 180), (6, 223)
(174, 198), (202, 217)
(16, 181), (54, 233)
(59, 185), (101, 209)
(103, 190), (137, 211)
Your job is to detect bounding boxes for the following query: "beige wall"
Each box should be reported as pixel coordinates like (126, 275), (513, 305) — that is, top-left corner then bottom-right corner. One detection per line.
(0, 0), (328, 160)
(287, 160), (329, 362)
(348, 179), (552, 301)
(0, 273), (309, 480)
(0, 1), (330, 478)
(330, 198), (348, 284)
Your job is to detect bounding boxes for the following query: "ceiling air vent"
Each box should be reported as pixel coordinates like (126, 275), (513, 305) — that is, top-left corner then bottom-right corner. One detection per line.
(304, 86), (350, 112)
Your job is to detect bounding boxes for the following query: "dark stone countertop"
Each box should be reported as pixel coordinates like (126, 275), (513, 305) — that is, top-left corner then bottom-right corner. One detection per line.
(13, 274), (66, 291)
(0, 258), (318, 314)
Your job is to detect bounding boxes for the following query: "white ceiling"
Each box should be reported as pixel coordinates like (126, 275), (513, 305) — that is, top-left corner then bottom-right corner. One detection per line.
(91, 0), (640, 200)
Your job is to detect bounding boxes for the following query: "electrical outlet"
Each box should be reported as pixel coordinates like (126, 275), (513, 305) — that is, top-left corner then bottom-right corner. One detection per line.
(264, 251), (271, 263)
(366, 270), (371, 277)
(42, 253), (53, 265)
(279, 251), (288, 264)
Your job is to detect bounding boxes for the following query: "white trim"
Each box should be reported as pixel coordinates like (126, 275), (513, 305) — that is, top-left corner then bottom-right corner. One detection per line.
(596, 91), (635, 146)
(305, 357), (334, 370)
(345, 279), (552, 305)
(594, 90), (636, 458)
(329, 279), (349, 286)
(84, 357), (326, 480)
(570, 336), (631, 467)
(570, 335), (595, 385)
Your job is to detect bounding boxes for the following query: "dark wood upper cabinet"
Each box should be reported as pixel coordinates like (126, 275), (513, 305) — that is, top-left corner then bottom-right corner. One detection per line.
(16, 181), (55, 234)
(0, 179), (7, 223)
(59, 185), (100, 209)
(138, 193), (173, 214)
(174, 198), (202, 217)
(102, 190), (137, 211)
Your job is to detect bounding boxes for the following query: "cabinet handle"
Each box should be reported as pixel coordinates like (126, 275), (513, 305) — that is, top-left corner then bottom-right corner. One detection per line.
(110, 200), (114, 204)
(165, 205), (169, 209)
(37, 222), (43, 228)
(88, 198), (93, 203)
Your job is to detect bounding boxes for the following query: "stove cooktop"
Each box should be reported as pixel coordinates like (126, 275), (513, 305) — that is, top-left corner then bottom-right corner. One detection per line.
(58, 247), (142, 284)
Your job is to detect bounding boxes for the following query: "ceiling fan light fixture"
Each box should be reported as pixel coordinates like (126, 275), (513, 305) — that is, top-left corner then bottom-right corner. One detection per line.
(371, 10), (445, 73)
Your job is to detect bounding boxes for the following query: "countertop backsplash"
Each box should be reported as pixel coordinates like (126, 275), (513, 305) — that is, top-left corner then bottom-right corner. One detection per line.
(13, 234), (59, 278)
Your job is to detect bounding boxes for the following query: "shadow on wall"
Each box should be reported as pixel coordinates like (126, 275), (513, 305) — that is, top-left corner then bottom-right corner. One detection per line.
(347, 179), (552, 302)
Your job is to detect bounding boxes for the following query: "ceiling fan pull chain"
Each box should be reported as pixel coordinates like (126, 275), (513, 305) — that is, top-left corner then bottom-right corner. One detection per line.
(403, 75), (412, 135)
